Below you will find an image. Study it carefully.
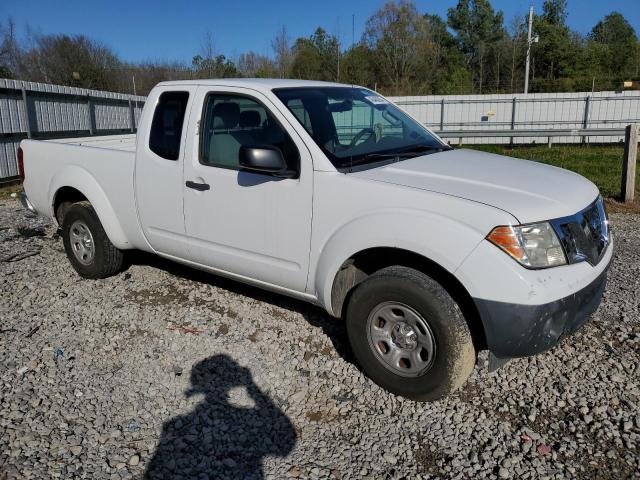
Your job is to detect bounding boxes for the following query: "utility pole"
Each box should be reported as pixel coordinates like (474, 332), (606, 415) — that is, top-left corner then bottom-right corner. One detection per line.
(524, 6), (533, 94)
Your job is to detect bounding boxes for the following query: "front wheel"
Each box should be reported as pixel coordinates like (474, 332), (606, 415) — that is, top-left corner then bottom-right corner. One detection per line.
(345, 266), (476, 401)
(62, 202), (123, 279)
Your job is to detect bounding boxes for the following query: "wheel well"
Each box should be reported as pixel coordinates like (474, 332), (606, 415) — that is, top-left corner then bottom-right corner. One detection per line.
(331, 247), (487, 351)
(53, 187), (88, 224)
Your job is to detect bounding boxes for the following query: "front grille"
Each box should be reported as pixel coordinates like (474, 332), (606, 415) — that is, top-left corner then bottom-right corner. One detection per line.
(550, 197), (610, 266)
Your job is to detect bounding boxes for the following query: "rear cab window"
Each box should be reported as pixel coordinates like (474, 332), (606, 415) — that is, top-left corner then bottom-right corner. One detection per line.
(149, 91), (190, 160)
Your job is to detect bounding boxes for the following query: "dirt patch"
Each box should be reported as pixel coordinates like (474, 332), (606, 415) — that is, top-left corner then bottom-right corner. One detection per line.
(303, 409), (345, 423)
(605, 197), (640, 214)
(247, 330), (259, 343)
(414, 441), (446, 476)
(0, 182), (22, 200)
(16, 224), (46, 238)
(268, 306), (291, 321)
(305, 411), (325, 422)
(217, 323), (229, 336)
(125, 287), (238, 319)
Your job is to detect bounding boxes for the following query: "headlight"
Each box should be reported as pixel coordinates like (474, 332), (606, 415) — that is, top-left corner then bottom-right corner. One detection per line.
(487, 222), (567, 268)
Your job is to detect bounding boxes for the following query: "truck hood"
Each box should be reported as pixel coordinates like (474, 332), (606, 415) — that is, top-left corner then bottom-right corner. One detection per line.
(351, 148), (599, 224)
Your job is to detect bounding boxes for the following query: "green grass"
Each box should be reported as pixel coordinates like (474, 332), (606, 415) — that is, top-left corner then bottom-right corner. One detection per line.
(467, 144), (638, 199)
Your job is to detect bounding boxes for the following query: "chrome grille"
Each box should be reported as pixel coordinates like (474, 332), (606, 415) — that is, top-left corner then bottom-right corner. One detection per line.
(550, 197), (610, 266)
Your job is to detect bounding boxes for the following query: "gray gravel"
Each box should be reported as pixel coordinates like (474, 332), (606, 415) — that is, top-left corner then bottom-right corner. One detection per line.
(0, 197), (638, 480)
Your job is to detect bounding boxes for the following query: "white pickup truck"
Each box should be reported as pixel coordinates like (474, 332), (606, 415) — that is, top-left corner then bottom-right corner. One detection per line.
(19, 79), (612, 400)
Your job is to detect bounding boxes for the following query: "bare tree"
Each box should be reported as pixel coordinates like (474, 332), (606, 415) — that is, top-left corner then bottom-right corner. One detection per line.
(271, 26), (293, 78)
(237, 51), (277, 77)
(0, 19), (19, 77)
(201, 30), (216, 77)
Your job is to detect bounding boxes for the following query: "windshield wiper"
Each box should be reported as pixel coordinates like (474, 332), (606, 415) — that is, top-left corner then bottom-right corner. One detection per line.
(358, 145), (449, 163)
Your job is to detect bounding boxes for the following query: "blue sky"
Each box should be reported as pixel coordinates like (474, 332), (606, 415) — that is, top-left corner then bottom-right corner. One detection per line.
(1, 0), (638, 63)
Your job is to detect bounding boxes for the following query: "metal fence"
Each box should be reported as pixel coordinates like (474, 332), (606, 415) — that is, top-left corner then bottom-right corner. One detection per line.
(389, 90), (640, 145)
(1, 79), (640, 180)
(0, 79), (144, 180)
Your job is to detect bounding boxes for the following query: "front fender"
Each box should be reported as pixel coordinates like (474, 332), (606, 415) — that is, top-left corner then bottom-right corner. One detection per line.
(49, 166), (131, 249)
(313, 208), (487, 316)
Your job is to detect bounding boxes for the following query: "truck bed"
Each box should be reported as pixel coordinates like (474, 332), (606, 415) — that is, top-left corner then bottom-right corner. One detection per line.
(21, 134), (146, 250)
(46, 134), (136, 152)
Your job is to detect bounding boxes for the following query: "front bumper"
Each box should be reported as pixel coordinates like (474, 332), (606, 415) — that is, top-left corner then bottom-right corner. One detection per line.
(475, 264), (609, 359)
(20, 191), (37, 214)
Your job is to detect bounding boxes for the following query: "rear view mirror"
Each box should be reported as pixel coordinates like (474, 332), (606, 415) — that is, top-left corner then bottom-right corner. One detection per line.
(327, 100), (353, 113)
(239, 146), (296, 179)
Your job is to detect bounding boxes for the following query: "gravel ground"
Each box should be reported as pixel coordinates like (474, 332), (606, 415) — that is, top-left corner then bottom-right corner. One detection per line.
(0, 197), (638, 480)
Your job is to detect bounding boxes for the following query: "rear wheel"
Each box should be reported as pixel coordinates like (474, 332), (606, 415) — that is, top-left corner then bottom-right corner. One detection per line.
(345, 266), (476, 401)
(62, 202), (123, 279)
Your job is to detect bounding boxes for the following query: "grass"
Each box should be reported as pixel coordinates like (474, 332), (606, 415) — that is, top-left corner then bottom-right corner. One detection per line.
(467, 144), (638, 200)
(0, 182), (22, 200)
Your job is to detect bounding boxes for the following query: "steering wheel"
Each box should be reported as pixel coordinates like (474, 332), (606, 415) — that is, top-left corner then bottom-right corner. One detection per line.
(349, 128), (376, 148)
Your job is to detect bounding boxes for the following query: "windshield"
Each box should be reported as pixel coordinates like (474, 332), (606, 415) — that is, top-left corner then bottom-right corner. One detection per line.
(273, 87), (448, 171)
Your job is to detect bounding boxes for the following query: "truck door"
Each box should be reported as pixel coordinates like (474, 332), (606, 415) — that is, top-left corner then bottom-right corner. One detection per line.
(182, 86), (313, 292)
(135, 86), (197, 258)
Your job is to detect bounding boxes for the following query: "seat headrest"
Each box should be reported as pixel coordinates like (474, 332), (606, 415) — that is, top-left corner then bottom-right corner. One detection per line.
(239, 110), (261, 128)
(212, 102), (240, 129)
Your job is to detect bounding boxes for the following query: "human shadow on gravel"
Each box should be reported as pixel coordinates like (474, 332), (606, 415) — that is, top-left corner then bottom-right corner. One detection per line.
(124, 251), (355, 365)
(145, 354), (296, 479)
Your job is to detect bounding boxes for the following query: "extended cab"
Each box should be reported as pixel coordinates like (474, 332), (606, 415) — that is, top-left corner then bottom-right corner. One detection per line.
(19, 79), (613, 400)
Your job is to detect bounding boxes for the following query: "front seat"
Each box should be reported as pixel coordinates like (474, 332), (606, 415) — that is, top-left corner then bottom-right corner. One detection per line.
(208, 102), (241, 168)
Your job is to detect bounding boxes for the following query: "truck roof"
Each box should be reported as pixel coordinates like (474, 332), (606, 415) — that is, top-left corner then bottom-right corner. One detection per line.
(156, 78), (362, 92)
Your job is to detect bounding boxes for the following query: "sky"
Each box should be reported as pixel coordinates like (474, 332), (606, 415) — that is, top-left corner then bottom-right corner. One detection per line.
(1, 0), (639, 64)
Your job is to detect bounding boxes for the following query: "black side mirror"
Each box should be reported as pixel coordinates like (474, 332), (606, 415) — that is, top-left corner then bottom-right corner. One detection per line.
(239, 146), (296, 178)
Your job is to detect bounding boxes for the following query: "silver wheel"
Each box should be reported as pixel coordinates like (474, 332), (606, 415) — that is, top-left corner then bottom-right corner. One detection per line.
(69, 220), (95, 266)
(366, 301), (436, 378)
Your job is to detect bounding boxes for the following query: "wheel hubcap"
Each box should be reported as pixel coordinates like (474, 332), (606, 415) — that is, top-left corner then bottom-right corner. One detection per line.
(69, 220), (95, 266)
(367, 301), (436, 378)
(391, 322), (418, 349)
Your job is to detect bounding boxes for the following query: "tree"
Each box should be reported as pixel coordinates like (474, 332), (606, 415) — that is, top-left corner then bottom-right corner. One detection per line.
(0, 19), (18, 78)
(421, 13), (471, 94)
(340, 44), (376, 87)
(271, 26), (293, 78)
(121, 62), (190, 96)
(363, 1), (428, 94)
(290, 28), (340, 81)
(192, 30), (238, 78)
(447, 0), (505, 93)
(529, 0), (578, 87)
(237, 51), (278, 78)
(192, 54), (237, 79)
(18, 34), (121, 90)
(2, 2), (639, 95)
(588, 12), (638, 77)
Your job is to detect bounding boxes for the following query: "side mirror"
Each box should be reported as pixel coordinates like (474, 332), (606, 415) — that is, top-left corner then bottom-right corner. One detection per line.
(239, 146), (296, 178)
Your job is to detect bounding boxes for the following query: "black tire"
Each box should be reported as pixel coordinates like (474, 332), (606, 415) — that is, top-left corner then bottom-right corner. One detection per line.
(345, 266), (475, 401)
(62, 201), (123, 279)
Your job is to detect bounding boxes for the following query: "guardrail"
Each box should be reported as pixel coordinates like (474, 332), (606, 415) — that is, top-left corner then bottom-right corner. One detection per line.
(435, 127), (627, 147)
(390, 91), (640, 146)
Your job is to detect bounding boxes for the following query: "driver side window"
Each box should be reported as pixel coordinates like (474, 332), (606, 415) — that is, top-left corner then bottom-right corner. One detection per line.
(199, 94), (300, 173)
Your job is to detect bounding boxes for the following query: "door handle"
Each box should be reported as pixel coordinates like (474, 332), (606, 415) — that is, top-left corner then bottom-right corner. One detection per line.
(185, 180), (210, 191)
